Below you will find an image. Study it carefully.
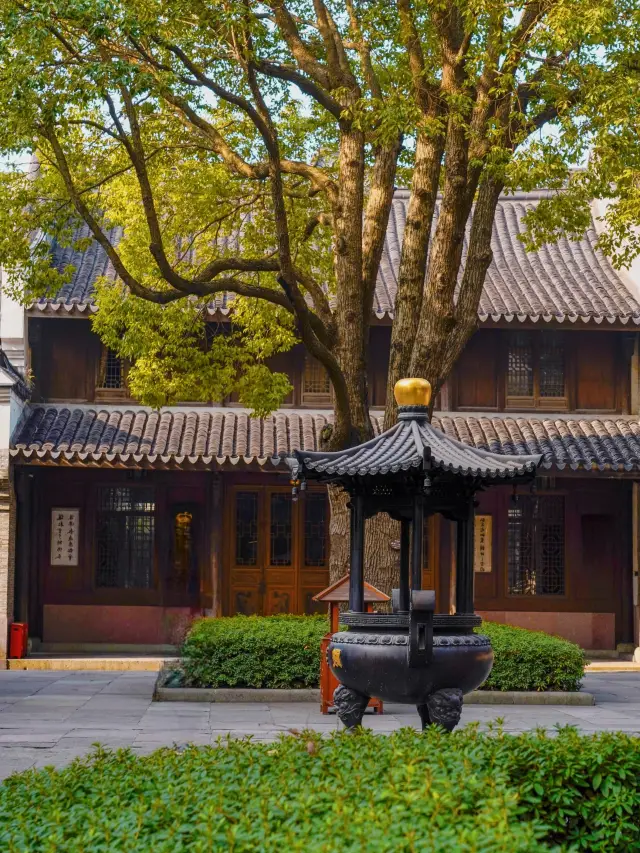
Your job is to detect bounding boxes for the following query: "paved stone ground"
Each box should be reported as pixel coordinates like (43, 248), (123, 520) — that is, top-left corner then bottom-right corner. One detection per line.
(0, 670), (638, 780)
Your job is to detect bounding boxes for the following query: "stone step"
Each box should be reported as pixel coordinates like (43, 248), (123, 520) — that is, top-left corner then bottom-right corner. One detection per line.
(6, 656), (177, 672)
(585, 661), (640, 672)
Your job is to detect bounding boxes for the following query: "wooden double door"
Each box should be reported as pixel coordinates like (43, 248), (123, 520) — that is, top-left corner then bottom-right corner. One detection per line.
(225, 484), (329, 616)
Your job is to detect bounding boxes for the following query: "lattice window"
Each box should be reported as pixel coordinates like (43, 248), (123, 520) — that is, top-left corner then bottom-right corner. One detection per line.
(508, 495), (565, 595)
(270, 493), (292, 566)
(98, 348), (124, 390)
(507, 333), (534, 397)
(96, 487), (155, 588)
(304, 492), (327, 566)
(506, 332), (566, 408)
(539, 333), (565, 398)
(235, 492), (258, 566)
(302, 355), (331, 404)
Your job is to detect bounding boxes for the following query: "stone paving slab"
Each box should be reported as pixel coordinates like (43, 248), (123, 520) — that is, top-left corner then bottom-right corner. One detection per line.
(0, 670), (638, 780)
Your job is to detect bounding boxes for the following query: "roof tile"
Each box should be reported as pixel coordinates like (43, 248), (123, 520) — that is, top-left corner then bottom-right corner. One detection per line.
(12, 405), (640, 473)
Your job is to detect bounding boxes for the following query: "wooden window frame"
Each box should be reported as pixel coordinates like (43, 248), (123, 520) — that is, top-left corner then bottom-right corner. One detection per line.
(301, 353), (332, 407)
(93, 483), (158, 595)
(95, 346), (132, 403)
(505, 491), (568, 599)
(505, 331), (569, 412)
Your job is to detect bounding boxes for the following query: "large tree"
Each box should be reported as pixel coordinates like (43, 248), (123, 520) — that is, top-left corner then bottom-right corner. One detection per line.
(0, 0), (638, 586)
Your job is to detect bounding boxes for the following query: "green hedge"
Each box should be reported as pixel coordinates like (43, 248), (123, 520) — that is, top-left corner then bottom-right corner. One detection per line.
(181, 614), (327, 689)
(480, 621), (585, 692)
(181, 615), (585, 692)
(2, 728), (639, 852)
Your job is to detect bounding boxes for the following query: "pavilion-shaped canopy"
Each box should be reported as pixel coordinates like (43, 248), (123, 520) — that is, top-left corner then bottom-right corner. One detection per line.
(288, 410), (540, 484)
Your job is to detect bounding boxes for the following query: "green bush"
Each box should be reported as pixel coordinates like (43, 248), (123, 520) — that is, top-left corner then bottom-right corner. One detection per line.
(480, 621), (586, 692)
(2, 727), (639, 852)
(181, 615), (585, 692)
(181, 614), (328, 689)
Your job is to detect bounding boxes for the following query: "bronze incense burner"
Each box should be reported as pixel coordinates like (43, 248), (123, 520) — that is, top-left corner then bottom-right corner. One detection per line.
(288, 379), (540, 731)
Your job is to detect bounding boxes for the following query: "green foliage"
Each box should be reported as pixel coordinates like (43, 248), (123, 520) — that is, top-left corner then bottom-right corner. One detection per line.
(2, 727), (640, 852)
(0, 0), (638, 413)
(181, 615), (584, 693)
(480, 622), (586, 693)
(91, 285), (296, 414)
(492, 728), (640, 851)
(181, 615), (328, 689)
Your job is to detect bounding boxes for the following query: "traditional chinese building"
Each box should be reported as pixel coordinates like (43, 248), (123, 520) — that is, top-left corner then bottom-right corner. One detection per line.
(1, 189), (640, 661)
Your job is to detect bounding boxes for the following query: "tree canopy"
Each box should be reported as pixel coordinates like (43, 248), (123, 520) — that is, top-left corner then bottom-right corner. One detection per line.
(0, 0), (638, 444)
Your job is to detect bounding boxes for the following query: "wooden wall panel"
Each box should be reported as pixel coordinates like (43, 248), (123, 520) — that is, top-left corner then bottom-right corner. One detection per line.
(578, 515), (616, 601)
(472, 479), (632, 646)
(455, 330), (499, 409)
(574, 332), (617, 411)
(32, 468), (210, 613)
(31, 319), (100, 402)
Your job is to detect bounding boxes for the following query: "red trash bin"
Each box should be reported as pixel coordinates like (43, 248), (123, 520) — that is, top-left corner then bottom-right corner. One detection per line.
(9, 623), (28, 659)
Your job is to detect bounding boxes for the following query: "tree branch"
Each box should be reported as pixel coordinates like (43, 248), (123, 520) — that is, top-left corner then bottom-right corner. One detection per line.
(266, 0), (335, 91)
(254, 59), (342, 118)
(42, 126), (185, 305)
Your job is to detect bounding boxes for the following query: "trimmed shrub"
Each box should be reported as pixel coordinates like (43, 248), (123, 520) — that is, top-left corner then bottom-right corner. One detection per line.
(480, 621), (585, 692)
(181, 614), (328, 689)
(181, 615), (585, 692)
(2, 728), (639, 852)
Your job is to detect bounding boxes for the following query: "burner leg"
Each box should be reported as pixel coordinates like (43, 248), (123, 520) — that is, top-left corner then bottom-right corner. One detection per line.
(333, 684), (370, 730)
(417, 688), (463, 732)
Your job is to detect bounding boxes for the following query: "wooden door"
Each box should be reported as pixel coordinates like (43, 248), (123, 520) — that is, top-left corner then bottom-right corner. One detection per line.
(228, 487), (262, 615)
(226, 484), (329, 616)
(263, 489), (297, 614)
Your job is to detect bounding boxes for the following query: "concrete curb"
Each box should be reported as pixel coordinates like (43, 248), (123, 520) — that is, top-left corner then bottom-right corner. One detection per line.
(465, 690), (595, 706)
(154, 686), (595, 705)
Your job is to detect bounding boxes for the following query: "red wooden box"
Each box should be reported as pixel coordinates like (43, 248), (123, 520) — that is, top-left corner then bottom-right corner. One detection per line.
(313, 575), (389, 715)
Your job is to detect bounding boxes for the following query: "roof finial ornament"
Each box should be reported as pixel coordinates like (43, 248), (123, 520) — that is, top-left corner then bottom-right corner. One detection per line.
(394, 378), (432, 408)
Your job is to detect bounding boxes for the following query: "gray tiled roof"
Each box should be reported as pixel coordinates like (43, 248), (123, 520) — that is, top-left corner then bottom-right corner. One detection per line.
(30, 191), (640, 324)
(375, 190), (640, 323)
(11, 405), (640, 472)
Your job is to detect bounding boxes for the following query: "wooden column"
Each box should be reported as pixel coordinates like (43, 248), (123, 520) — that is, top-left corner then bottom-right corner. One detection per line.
(411, 495), (424, 591)
(398, 517), (411, 611)
(348, 493), (365, 612)
(455, 497), (475, 614)
(209, 473), (223, 617)
(633, 483), (640, 660)
(15, 470), (32, 626)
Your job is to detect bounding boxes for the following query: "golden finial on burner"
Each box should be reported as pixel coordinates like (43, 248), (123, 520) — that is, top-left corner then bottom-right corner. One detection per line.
(393, 378), (432, 407)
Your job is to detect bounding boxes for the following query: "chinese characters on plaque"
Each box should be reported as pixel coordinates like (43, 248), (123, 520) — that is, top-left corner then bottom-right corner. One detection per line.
(473, 515), (492, 573)
(50, 509), (79, 566)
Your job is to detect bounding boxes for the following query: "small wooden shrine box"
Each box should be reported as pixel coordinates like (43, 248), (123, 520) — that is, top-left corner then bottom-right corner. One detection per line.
(313, 575), (390, 715)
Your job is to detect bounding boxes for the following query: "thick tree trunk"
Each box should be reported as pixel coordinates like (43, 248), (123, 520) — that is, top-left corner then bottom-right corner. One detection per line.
(384, 129), (444, 428)
(328, 484), (399, 604)
(333, 125), (371, 446)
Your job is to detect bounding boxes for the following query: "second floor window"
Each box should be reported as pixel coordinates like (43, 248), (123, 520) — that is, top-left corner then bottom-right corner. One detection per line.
(507, 332), (565, 407)
(302, 355), (331, 405)
(98, 347), (124, 390)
